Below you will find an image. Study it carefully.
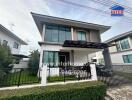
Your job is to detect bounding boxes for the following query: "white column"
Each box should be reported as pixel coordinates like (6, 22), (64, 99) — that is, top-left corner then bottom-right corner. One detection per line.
(41, 64), (47, 86)
(39, 46), (43, 68)
(90, 63), (97, 81)
(42, 24), (45, 41)
(128, 37), (132, 49)
(71, 27), (74, 40)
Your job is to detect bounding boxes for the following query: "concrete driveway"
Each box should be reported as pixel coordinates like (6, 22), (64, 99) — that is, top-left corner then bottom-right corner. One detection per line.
(107, 85), (132, 100)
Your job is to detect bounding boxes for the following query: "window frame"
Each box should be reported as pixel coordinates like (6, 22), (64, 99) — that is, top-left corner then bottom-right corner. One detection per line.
(123, 54), (132, 63)
(44, 24), (71, 43)
(77, 30), (86, 41)
(43, 51), (59, 66)
(13, 42), (19, 49)
(3, 40), (8, 45)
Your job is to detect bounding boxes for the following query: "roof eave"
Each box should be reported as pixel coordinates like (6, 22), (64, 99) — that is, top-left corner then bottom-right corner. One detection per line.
(31, 12), (111, 35)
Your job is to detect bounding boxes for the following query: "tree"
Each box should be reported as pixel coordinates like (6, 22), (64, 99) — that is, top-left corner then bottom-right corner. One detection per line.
(28, 50), (40, 75)
(0, 43), (13, 78)
(0, 43), (13, 70)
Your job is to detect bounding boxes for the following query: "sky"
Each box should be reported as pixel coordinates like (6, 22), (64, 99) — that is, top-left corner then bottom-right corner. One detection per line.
(0, 0), (132, 55)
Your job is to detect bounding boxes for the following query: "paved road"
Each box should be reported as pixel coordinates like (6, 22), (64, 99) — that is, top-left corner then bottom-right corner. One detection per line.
(99, 73), (132, 100)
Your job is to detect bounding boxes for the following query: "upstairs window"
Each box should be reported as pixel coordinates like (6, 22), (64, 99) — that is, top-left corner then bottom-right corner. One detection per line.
(3, 40), (8, 45)
(120, 38), (130, 50)
(116, 41), (121, 51)
(77, 31), (86, 41)
(13, 42), (19, 49)
(45, 24), (71, 43)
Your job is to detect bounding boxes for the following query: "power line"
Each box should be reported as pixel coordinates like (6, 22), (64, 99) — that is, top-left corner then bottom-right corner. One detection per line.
(89, 0), (132, 14)
(56, 0), (132, 24)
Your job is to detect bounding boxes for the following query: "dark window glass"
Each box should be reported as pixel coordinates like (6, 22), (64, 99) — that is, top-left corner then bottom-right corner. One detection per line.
(77, 31), (86, 41)
(52, 26), (58, 42)
(13, 42), (19, 49)
(3, 40), (8, 45)
(116, 41), (121, 51)
(45, 29), (52, 42)
(59, 26), (65, 42)
(43, 51), (59, 65)
(45, 24), (71, 43)
(123, 54), (132, 63)
(120, 38), (130, 50)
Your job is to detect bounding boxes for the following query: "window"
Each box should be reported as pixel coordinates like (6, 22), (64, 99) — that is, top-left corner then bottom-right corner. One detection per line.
(13, 42), (19, 49)
(43, 51), (59, 65)
(3, 40), (8, 45)
(45, 24), (71, 43)
(120, 38), (130, 50)
(123, 54), (132, 63)
(77, 31), (86, 41)
(116, 41), (121, 51)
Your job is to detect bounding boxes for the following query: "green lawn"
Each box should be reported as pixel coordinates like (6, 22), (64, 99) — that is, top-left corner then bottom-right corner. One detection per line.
(0, 70), (40, 87)
(0, 81), (106, 100)
(47, 75), (77, 82)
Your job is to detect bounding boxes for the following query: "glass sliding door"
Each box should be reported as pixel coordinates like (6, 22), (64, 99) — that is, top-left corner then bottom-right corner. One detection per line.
(43, 51), (59, 66)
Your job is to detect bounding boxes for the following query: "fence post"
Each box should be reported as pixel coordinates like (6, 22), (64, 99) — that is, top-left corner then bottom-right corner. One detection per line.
(18, 69), (22, 87)
(41, 64), (47, 86)
(90, 63), (97, 81)
(64, 63), (66, 83)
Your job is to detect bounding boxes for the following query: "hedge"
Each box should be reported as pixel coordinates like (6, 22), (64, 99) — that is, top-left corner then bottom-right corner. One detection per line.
(0, 81), (106, 100)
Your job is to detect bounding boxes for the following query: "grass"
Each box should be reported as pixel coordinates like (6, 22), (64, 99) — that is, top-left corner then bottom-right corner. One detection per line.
(0, 70), (40, 87)
(0, 81), (106, 100)
(115, 71), (132, 78)
(47, 75), (77, 82)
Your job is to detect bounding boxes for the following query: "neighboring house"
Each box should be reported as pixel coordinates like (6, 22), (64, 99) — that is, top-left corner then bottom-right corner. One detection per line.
(95, 31), (132, 73)
(0, 24), (27, 54)
(0, 24), (28, 69)
(31, 13), (111, 72)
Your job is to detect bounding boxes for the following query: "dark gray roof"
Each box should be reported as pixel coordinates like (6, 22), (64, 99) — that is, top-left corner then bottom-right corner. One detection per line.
(31, 12), (111, 35)
(0, 24), (27, 45)
(104, 31), (132, 43)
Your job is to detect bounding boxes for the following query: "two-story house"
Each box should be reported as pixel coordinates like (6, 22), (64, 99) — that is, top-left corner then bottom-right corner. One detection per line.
(0, 24), (27, 55)
(95, 31), (132, 73)
(31, 13), (111, 70)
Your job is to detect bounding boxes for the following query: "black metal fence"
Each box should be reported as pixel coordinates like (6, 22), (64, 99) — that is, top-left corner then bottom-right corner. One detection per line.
(47, 63), (92, 83)
(0, 68), (40, 87)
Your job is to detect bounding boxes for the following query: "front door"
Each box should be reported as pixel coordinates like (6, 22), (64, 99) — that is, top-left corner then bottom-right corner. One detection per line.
(59, 52), (70, 63)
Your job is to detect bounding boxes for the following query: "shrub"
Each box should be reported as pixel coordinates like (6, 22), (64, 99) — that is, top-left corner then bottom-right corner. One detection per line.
(28, 50), (40, 75)
(0, 81), (107, 100)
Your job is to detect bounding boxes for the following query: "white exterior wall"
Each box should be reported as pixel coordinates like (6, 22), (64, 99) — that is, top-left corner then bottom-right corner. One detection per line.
(74, 51), (88, 65)
(111, 50), (132, 64)
(0, 30), (21, 54)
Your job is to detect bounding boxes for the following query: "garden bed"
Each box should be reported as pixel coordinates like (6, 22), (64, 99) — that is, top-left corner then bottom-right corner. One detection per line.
(0, 81), (106, 100)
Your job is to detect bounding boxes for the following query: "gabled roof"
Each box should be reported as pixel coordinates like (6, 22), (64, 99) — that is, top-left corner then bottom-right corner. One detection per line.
(31, 12), (111, 34)
(111, 5), (125, 10)
(104, 31), (132, 43)
(0, 24), (27, 45)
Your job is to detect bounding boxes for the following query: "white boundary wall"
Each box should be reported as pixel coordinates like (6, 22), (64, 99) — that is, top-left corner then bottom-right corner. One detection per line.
(41, 63), (97, 86)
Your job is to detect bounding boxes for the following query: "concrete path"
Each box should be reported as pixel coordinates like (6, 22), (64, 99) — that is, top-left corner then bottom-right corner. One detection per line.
(106, 84), (132, 100)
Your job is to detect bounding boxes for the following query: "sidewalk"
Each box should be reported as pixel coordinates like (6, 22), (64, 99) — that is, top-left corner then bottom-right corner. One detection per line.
(107, 84), (132, 100)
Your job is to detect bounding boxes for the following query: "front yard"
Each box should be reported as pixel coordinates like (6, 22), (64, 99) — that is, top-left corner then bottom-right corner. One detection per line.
(0, 81), (106, 100)
(0, 70), (40, 87)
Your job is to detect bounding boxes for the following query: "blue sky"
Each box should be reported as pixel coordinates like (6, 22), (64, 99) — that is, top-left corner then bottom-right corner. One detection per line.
(0, 0), (132, 55)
